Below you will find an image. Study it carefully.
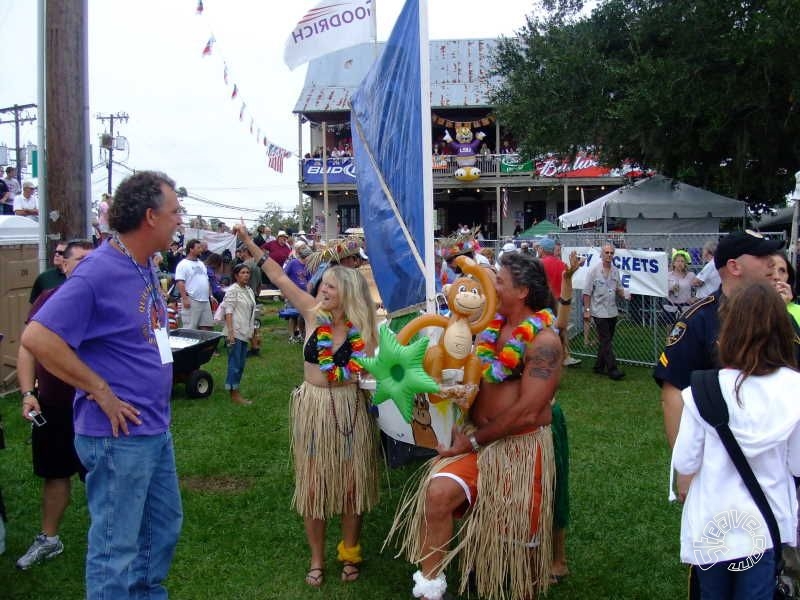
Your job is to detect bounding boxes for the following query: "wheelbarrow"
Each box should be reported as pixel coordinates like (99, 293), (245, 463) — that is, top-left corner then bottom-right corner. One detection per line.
(169, 328), (224, 398)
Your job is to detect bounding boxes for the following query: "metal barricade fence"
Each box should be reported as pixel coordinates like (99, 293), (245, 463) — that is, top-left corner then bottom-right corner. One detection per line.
(555, 231), (786, 367)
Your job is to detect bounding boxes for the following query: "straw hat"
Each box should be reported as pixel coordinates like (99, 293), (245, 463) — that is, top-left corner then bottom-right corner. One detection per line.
(306, 237), (366, 272)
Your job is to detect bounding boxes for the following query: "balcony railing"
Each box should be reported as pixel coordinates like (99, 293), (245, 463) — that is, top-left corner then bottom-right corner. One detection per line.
(301, 154), (530, 185)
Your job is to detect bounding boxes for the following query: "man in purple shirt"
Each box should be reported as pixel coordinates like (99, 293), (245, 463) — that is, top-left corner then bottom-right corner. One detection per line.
(283, 243), (312, 342)
(21, 171), (184, 599)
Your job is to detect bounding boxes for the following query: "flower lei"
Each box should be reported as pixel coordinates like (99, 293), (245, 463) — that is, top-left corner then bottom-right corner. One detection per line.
(316, 312), (366, 382)
(475, 309), (555, 383)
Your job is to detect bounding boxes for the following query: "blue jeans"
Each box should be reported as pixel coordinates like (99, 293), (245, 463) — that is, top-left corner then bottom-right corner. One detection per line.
(225, 339), (248, 390)
(74, 432), (183, 600)
(696, 548), (776, 600)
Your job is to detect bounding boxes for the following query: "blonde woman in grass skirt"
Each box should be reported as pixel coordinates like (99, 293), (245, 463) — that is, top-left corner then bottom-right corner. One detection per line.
(234, 225), (379, 588)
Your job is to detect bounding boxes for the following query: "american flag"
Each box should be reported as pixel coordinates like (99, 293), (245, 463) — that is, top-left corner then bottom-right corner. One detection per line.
(502, 188), (509, 218)
(268, 147), (290, 173)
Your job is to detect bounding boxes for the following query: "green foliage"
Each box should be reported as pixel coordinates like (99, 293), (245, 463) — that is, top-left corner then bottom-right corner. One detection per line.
(0, 306), (685, 598)
(258, 196), (312, 234)
(492, 0), (800, 204)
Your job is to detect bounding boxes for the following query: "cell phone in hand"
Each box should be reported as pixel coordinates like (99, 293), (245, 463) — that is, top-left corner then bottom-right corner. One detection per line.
(28, 410), (47, 427)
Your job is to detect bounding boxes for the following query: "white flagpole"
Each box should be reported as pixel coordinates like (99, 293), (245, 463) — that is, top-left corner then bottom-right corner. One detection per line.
(418, 0), (436, 314)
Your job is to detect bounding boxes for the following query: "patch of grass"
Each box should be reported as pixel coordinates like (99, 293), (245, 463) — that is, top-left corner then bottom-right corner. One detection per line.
(0, 303), (685, 598)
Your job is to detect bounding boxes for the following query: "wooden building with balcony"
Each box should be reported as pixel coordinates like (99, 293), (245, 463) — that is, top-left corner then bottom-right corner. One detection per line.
(293, 39), (627, 239)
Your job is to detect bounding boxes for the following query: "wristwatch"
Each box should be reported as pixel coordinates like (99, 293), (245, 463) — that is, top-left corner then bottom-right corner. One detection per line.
(468, 433), (480, 453)
(21, 390), (36, 400)
(256, 251), (269, 268)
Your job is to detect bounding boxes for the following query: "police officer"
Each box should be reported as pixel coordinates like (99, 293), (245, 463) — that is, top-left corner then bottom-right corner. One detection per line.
(654, 231), (787, 448)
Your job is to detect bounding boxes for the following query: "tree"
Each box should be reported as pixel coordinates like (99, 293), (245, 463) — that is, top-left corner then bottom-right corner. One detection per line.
(256, 195), (312, 234)
(491, 0), (800, 205)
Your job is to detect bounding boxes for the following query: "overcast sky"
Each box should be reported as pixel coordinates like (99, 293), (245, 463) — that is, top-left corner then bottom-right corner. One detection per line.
(0, 0), (539, 225)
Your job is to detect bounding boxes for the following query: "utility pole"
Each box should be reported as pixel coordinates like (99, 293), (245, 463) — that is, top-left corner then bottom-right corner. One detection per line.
(0, 103), (37, 182)
(46, 0), (90, 242)
(96, 112), (129, 194)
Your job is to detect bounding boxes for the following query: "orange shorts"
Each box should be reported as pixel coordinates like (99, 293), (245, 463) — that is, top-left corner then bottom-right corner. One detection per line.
(431, 443), (544, 535)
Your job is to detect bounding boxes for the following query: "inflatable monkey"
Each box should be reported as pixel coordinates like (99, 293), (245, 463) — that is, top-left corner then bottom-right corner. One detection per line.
(396, 255), (496, 409)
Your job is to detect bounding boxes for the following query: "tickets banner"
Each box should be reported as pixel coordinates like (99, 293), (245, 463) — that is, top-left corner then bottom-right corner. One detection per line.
(565, 247), (668, 297)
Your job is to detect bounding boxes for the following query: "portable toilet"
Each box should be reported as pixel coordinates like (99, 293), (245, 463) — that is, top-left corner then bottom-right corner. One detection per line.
(0, 215), (40, 392)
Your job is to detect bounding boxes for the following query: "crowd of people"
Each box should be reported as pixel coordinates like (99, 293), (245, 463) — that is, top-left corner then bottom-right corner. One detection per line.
(5, 168), (800, 600)
(0, 166), (39, 219)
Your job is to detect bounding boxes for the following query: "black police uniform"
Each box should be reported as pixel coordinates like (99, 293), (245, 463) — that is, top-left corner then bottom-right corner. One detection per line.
(653, 291), (720, 390)
(654, 288), (800, 391)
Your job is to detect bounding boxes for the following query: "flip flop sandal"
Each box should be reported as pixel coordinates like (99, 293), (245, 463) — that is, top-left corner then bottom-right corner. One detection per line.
(305, 567), (324, 587)
(341, 562), (360, 582)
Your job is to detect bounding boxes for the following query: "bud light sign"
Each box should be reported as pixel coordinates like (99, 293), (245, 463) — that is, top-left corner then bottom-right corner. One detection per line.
(303, 158), (357, 184)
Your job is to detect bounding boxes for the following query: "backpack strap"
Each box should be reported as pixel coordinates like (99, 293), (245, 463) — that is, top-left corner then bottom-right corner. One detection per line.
(690, 369), (783, 574)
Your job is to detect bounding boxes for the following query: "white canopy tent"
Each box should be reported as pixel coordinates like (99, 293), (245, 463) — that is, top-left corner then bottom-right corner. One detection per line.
(558, 175), (746, 233)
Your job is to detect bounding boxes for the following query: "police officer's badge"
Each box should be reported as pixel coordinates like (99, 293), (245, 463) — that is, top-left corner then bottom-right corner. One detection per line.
(666, 321), (687, 346)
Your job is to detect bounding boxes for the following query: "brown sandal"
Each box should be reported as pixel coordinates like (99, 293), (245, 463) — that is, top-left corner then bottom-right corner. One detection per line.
(341, 562), (360, 582)
(305, 567), (324, 587)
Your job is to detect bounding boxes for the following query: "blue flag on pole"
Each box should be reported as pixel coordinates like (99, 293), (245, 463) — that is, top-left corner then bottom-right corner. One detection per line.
(351, 0), (433, 315)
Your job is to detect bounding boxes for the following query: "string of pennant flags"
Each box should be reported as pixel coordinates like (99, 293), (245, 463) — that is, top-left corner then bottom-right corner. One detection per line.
(431, 113), (496, 129)
(196, 0), (293, 173)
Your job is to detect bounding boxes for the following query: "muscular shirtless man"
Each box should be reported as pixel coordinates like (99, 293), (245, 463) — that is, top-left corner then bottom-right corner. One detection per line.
(387, 251), (562, 600)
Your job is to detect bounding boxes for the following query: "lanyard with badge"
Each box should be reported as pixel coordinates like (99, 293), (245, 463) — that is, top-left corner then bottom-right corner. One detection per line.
(114, 235), (173, 364)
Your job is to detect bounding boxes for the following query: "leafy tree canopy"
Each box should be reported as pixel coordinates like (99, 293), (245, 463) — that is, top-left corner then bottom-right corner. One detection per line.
(257, 196), (312, 234)
(491, 0), (800, 204)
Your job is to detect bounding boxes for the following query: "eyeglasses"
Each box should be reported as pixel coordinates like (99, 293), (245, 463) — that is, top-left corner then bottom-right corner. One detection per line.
(54, 250), (65, 256)
(603, 251), (615, 255)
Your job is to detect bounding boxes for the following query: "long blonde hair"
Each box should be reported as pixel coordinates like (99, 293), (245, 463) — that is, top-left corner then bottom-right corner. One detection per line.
(319, 266), (378, 352)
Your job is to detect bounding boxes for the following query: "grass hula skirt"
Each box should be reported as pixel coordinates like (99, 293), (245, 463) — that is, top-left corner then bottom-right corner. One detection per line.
(385, 427), (554, 600)
(291, 381), (379, 519)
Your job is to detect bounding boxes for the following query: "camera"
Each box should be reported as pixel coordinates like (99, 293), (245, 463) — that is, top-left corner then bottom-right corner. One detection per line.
(28, 410), (47, 427)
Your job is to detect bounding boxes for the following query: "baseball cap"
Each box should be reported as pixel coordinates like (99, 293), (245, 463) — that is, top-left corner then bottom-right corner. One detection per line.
(539, 237), (556, 252)
(501, 242), (517, 253)
(714, 230), (784, 269)
(277, 230), (288, 238)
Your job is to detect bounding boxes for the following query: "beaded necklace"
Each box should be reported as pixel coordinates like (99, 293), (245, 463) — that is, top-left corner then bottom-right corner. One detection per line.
(475, 309), (555, 383)
(316, 312), (366, 382)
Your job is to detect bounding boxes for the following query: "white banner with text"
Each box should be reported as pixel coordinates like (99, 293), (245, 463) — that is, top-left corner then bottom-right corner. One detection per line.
(565, 247), (668, 297)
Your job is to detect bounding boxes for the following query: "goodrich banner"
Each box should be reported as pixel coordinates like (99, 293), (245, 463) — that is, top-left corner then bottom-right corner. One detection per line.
(284, 0), (376, 70)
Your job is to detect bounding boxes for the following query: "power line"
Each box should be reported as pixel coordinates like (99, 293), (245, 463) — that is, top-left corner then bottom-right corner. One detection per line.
(184, 193), (265, 214)
(191, 184), (298, 191)
(182, 213), (262, 223)
(182, 195), (297, 216)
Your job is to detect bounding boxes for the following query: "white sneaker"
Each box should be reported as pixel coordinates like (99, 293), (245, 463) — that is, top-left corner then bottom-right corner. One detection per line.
(563, 356), (582, 367)
(16, 533), (64, 570)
